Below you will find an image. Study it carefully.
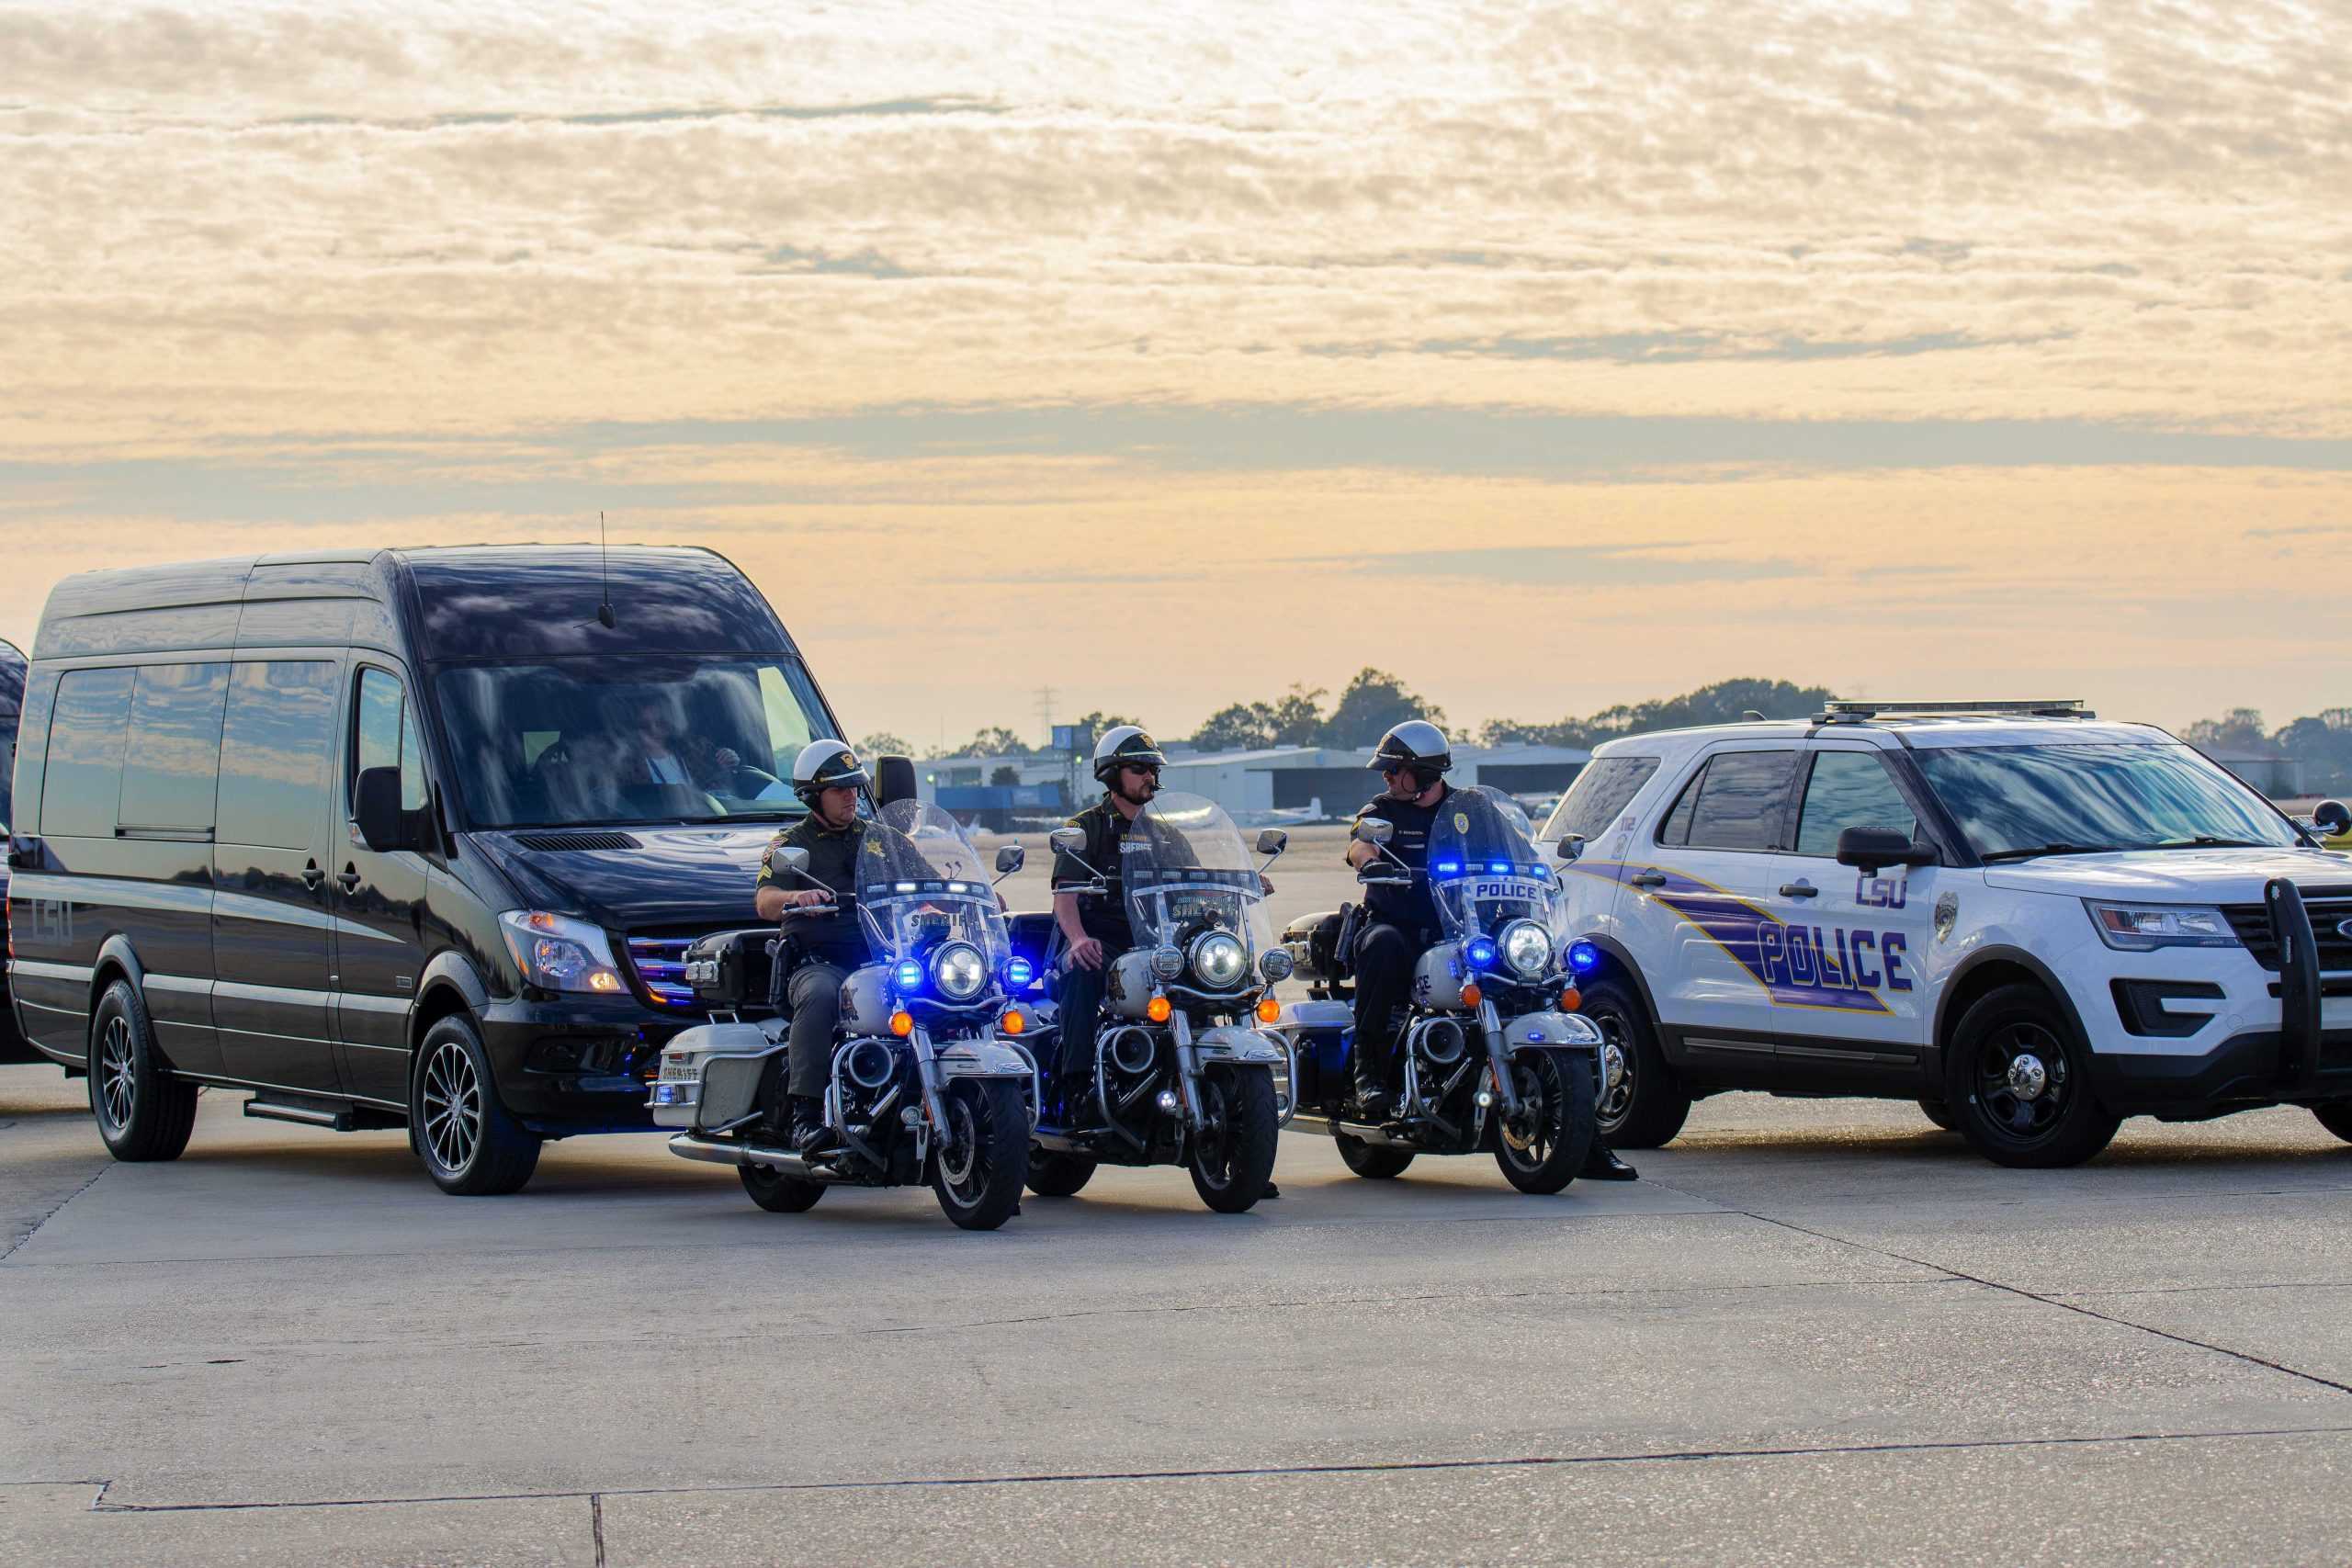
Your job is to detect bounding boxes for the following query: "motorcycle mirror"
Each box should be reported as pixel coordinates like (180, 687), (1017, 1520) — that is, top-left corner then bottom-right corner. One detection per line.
(1255, 829), (1289, 856)
(1048, 826), (1086, 855)
(774, 845), (814, 878)
(994, 843), (1025, 874)
(1352, 818), (1395, 845)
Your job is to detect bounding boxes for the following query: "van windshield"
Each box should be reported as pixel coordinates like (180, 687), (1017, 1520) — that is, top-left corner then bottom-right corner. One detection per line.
(433, 657), (836, 829)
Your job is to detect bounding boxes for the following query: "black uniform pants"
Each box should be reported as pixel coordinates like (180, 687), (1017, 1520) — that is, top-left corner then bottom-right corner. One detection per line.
(785, 963), (847, 1100)
(1351, 920), (1422, 1092)
(1054, 953), (1123, 1081)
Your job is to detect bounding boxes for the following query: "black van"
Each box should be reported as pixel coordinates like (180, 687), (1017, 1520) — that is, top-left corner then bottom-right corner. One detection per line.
(5, 547), (858, 1192)
(0, 637), (27, 1061)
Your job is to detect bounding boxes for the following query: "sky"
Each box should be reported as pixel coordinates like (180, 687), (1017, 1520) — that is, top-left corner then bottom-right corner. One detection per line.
(2, 0), (2347, 749)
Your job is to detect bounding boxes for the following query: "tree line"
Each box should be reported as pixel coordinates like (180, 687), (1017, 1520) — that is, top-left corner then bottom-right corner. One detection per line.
(2181, 707), (2352, 794)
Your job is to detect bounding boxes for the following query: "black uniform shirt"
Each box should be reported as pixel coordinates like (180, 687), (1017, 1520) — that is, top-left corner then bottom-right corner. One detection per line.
(1351, 782), (1453, 937)
(1050, 795), (1139, 952)
(759, 815), (869, 968)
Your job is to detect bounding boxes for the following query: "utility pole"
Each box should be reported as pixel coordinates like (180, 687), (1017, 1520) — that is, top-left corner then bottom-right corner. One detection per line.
(1033, 685), (1057, 751)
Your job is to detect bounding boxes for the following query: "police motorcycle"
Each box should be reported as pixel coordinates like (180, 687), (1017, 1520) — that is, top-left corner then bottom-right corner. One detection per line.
(650, 799), (1035, 1231)
(1031, 793), (1293, 1213)
(1273, 785), (1604, 1192)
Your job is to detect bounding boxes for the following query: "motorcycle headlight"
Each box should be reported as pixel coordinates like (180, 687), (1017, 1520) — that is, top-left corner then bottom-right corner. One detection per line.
(499, 910), (625, 995)
(1500, 919), (1553, 978)
(1259, 947), (1295, 984)
(931, 941), (989, 1001)
(2085, 900), (2240, 952)
(1151, 944), (1185, 979)
(1189, 931), (1249, 989)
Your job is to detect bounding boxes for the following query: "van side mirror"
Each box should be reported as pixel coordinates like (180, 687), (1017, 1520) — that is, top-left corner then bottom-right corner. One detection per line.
(354, 767), (415, 853)
(1554, 833), (1586, 863)
(1352, 818), (1394, 846)
(2313, 799), (2351, 837)
(1255, 829), (1289, 856)
(875, 754), (918, 808)
(1836, 826), (1936, 875)
(995, 843), (1025, 874)
(1048, 826), (1087, 855)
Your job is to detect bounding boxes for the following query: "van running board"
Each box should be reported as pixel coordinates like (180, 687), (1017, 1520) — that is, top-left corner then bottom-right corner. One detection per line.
(243, 1099), (355, 1132)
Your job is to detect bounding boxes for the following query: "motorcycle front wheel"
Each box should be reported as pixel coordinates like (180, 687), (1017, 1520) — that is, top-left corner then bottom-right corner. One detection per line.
(1493, 1049), (1597, 1195)
(932, 1078), (1030, 1231)
(1188, 1067), (1278, 1213)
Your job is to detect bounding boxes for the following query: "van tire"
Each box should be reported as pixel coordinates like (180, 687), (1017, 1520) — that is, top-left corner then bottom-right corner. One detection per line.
(88, 979), (199, 1162)
(412, 1014), (541, 1195)
(2314, 1103), (2352, 1144)
(1944, 983), (2120, 1168)
(1580, 978), (1690, 1149)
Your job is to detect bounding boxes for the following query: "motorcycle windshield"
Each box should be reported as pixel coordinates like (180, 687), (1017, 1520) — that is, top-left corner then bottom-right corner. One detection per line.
(1123, 792), (1276, 977)
(1427, 786), (1560, 945)
(856, 800), (1011, 974)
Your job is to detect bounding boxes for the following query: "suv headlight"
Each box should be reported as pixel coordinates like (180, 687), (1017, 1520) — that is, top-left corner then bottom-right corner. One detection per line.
(2085, 900), (2241, 952)
(1500, 919), (1553, 978)
(931, 941), (989, 1001)
(499, 910), (626, 994)
(1190, 931), (1249, 989)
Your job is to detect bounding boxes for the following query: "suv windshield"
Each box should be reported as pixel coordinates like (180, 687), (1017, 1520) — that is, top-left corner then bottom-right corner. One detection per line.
(1913, 742), (2300, 860)
(434, 657), (834, 829)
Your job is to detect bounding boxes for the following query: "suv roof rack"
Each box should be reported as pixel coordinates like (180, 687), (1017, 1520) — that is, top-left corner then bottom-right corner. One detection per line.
(1815, 699), (2094, 723)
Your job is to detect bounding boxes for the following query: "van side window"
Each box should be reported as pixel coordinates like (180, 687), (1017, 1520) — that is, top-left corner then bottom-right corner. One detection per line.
(1794, 751), (1918, 857)
(119, 662), (229, 834)
(40, 667), (135, 839)
(218, 661), (338, 849)
(1657, 750), (1796, 852)
(354, 668), (426, 812)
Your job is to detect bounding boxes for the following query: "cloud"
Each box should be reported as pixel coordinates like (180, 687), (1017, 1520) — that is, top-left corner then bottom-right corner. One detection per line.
(1305, 544), (1804, 588)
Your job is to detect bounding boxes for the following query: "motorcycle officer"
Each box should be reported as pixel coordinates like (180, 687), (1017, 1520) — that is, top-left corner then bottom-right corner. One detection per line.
(753, 740), (873, 1156)
(1343, 721), (1636, 1181)
(1048, 726), (1167, 1119)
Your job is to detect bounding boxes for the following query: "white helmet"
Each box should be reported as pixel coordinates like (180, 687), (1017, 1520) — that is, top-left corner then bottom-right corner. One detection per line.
(791, 739), (870, 805)
(1091, 725), (1168, 784)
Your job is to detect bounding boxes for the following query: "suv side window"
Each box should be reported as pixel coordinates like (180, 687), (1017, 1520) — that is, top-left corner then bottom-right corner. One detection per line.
(353, 667), (428, 813)
(1544, 756), (1660, 843)
(1656, 750), (1796, 852)
(1793, 750), (1918, 857)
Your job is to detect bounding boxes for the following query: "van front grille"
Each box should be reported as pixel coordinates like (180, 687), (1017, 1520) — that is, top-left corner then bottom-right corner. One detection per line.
(625, 935), (697, 1008)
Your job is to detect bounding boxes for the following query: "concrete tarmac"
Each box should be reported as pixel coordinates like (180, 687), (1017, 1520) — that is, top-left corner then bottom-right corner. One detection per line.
(6, 1056), (2351, 1565)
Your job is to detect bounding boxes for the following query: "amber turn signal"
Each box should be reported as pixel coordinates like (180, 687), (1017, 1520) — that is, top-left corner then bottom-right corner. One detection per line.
(888, 1010), (915, 1037)
(1459, 983), (1483, 1009)
(1001, 1009), (1026, 1035)
(1557, 987), (1582, 1012)
(1146, 995), (1173, 1023)
(1255, 996), (1282, 1025)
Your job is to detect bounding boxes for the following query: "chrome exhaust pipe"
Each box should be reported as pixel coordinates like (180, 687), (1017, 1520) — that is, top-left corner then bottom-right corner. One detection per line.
(668, 1133), (822, 1179)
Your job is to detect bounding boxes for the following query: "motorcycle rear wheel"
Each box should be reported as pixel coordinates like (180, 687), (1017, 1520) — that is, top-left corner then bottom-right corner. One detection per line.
(932, 1078), (1030, 1231)
(1189, 1067), (1278, 1213)
(740, 1161), (826, 1213)
(1025, 1151), (1099, 1198)
(1494, 1050), (1597, 1195)
(1334, 1133), (1415, 1179)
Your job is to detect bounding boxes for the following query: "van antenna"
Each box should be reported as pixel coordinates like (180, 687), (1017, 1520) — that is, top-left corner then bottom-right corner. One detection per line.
(595, 511), (616, 628)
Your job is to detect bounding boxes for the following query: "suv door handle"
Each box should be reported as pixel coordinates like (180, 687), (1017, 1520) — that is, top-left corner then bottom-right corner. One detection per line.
(1781, 880), (1819, 898)
(1629, 871), (1668, 889)
(335, 865), (363, 892)
(300, 861), (325, 889)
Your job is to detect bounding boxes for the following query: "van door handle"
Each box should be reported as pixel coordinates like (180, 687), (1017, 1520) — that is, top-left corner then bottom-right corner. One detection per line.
(300, 861), (325, 889)
(335, 865), (362, 892)
(1781, 880), (1819, 898)
(1629, 871), (1668, 889)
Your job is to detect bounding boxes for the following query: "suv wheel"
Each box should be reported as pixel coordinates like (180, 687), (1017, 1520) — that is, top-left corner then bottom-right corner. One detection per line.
(1943, 983), (2120, 1168)
(1579, 978), (1690, 1149)
(88, 979), (199, 1162)
(412, 1014), (541, 1195)
(2314, 1103), (2352, 1144)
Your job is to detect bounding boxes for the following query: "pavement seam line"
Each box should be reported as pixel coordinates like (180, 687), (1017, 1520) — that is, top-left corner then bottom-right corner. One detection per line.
(0, 1165), (110, 1265)
(591, 1492), (606, 1568)
(1738, 1210), (2352, 1396)
(68, 1425), (2352, 1512)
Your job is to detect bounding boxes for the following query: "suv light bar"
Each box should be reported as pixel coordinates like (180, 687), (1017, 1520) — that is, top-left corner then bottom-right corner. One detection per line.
(1816, 699), (2092, 722)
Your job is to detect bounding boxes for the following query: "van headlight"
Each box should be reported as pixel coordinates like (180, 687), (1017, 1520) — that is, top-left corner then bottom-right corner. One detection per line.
(2085, 901), (2240, 952)
(931, 941), (989, 1001)
(1500, 919), (1554, 978)
(1189, 931), (1249, 989)
(499, 910), (626, 994)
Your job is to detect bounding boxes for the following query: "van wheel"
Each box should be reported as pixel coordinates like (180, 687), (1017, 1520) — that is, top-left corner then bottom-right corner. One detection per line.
(412, 1015), (541, 1195)
(1917, 1097), (1958, 1132)
(2314, 1103), (2352, 1144)
(1580, 979), (1690, 1148)
(1943, 984), (2120, 1168)
(88, 979), (199, 1162)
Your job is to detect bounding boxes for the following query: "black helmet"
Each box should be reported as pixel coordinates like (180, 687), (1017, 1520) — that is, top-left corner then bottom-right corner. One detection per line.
(1091, 724), (1168, 785)
(1370, 720), (1452, 782)
(791, 739), (870, 806)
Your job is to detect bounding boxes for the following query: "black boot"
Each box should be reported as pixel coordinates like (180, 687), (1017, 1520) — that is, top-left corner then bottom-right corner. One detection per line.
(1581, 1141), (1638, 1181)
(1056, 1075), (1095, 1128)
(788, 1095), (832, 1157)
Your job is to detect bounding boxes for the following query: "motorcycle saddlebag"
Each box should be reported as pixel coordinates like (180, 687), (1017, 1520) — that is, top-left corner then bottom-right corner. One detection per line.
(1282, 906), (1357, 985)
(682, 928), (779, 1011)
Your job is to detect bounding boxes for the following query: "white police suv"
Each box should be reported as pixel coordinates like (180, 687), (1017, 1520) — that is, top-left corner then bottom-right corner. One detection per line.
(1543, 701), (2352, 1168)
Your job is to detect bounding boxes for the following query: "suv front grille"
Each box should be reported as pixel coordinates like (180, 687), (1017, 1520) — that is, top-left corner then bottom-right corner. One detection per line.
(2220, 887), (2352, 972)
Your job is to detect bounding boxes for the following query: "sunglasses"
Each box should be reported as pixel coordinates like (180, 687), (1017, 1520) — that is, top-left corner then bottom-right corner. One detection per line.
(1377, 761), (1410, 776)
